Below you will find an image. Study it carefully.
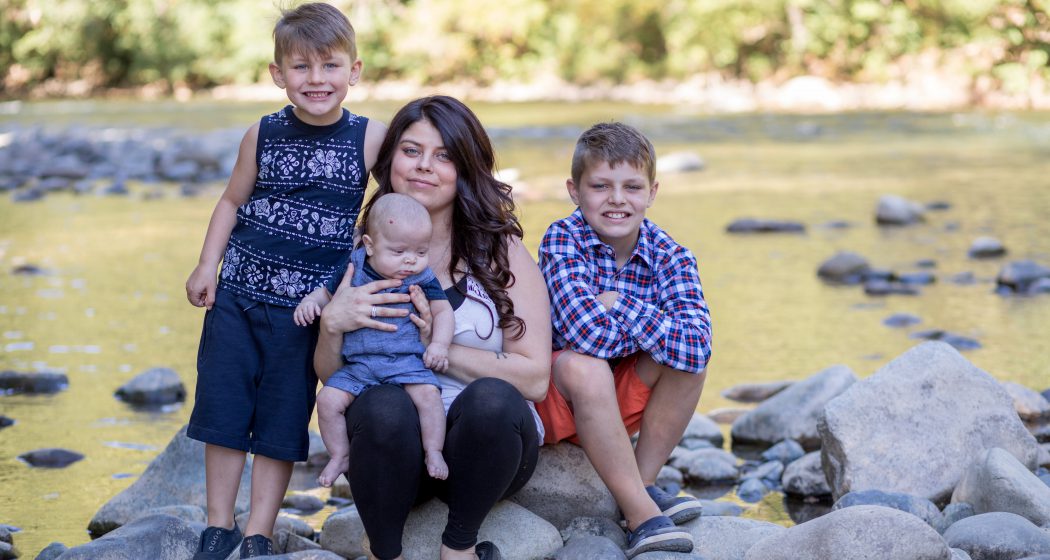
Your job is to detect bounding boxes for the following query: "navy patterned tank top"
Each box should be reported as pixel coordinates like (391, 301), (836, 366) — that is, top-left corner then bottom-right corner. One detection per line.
(218, 105), (368, 306)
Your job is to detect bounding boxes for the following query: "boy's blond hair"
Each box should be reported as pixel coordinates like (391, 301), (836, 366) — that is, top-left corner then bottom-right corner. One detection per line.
(273, 2), (357, 64)
(571, 122), (657, 186)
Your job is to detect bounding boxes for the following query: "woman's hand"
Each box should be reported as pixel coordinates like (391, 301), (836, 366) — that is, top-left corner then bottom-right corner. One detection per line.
(408, 284), (433, 346)
(320, 263), (411, 335)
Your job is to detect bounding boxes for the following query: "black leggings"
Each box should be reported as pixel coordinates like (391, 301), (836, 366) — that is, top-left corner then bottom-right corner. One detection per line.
(345, 377), (539, 559)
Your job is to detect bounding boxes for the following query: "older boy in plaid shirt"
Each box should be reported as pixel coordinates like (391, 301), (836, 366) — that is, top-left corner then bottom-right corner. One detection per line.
(536, 122), (712, 558)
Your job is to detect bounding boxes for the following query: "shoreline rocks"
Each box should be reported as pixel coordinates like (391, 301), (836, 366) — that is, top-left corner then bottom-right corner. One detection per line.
(819, 342), (1041, 503)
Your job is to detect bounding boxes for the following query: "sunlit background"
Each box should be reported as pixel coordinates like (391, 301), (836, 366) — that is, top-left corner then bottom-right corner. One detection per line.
(1, 0), (1049, 556)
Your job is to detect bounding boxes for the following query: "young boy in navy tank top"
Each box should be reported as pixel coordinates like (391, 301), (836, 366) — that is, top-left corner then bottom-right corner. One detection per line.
(183, 4), (386, 558)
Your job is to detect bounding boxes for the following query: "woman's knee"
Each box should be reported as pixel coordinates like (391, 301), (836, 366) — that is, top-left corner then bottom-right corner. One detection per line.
(346, 384), (419, 442)
(451, 380), (529, 432)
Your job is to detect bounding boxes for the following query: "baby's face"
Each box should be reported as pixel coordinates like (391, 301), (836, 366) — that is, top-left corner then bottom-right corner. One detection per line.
(364, 221), (431, 280)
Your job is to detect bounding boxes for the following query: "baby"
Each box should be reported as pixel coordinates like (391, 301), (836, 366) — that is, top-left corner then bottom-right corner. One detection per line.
(295, 193), (454, 486)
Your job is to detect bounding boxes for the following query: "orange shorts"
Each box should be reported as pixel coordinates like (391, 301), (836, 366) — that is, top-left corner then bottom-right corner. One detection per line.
(534, 350), (652, 445)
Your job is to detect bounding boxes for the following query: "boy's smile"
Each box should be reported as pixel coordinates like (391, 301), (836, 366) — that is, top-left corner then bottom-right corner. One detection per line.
(567, 160), (659, 263)
(269, 50), (361, 127)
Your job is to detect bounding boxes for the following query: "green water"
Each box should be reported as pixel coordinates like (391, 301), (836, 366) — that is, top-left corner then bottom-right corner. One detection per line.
(2, 101), (1050, 555)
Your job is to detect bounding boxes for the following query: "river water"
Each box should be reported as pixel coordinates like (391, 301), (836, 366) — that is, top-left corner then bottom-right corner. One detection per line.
(1, 100), (1049, 555)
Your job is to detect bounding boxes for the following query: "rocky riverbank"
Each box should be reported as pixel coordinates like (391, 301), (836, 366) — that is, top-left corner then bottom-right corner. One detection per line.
(5, 341), (1049, 559)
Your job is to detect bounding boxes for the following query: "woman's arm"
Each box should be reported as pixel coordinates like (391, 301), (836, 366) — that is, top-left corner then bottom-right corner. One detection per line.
(414, 237), (552, 401)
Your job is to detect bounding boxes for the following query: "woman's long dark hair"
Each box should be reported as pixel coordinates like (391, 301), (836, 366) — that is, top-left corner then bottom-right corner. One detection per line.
(362, 96), (526, 339)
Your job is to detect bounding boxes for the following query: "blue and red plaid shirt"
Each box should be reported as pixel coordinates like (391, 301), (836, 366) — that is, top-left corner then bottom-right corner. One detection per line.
(539, 209), (712, 374)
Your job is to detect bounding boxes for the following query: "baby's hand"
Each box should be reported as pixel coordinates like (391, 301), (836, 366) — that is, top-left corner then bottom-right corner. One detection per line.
(294, 300), (321, 326)
(424, 342), (449, 373)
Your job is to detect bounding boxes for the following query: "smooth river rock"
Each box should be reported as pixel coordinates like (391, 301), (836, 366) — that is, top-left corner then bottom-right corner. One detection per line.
(114, 367), (186, 407)
(1001, 382), (1050, 423)
(744, 505), (950, 560)
(997, 260), (1050, 294)
(725, 218), (806, 234)
(819, 342), (1041, 503)
(876, 194), (926, 226)
(731, 364), (857, 450)
(817, 252), (870, 284)
(0, 370), (68, 394)
(781, 451), (831, 498)
(968, 237), (1007, 259)
(683, 515), (784, 560)
(18, 448), (84, 468)
(318, 506), (366, 559)
(721, 381), (793, 403)
(952, 447), (1050, 528)
(832, 489), (943, 529)
(681, 413), (725, 449)
(943, 512), (1050, 560)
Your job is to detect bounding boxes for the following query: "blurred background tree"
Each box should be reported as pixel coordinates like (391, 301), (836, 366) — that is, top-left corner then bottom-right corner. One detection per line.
(0, 0), (1046, 98)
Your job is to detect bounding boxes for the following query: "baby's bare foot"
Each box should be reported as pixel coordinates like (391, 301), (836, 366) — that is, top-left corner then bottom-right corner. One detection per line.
(426, 449), (448, 480)
(318, 455), (349, 487)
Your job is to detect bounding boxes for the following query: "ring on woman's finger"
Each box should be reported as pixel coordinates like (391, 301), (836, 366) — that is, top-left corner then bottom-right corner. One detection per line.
(371, 305), (378, 318)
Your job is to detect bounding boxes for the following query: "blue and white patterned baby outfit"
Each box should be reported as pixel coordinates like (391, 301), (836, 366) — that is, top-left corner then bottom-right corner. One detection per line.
(326, 247), (446, 396)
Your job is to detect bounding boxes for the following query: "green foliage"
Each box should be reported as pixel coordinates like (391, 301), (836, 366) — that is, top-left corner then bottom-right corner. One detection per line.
(1, 0), (1048, 96)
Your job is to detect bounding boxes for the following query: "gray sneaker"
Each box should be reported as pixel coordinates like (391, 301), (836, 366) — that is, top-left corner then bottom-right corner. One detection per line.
(646, 484), (704, 524)
(624, 515), (694, 558)
(193, 523), (242, 560)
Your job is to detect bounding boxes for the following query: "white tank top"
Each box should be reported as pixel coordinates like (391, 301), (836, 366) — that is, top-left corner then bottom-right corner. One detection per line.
(436, 274), (545, 443)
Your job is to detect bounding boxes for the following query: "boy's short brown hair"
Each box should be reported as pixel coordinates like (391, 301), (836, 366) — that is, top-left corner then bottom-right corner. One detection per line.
(273, 3), (357, 64)
(571, 122), (657, 186)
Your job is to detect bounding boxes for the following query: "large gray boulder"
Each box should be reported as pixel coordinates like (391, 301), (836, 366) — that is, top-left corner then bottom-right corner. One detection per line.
(88, 425), (252, 537)
(819, 342), (1041, 503)
(781, 451), (831, 498)
(56, 514), (197, 560)
(731, 365), (857, 450)
(682, 516), (784, 560)
(943, 512), (1050, 560)
(511, 444), (618, 528)
(952, 447), (1050, 528)
(743, 505), (951, 560)
(876, 194), (925, 226)
(364, 499), (561, 560)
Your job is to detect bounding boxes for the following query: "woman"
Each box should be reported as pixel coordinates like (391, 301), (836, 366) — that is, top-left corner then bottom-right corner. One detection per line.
(314, 96), (552, 560)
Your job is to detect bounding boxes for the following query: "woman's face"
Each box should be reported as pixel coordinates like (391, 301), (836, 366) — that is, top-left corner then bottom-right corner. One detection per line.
(389, 119), (458, 216)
